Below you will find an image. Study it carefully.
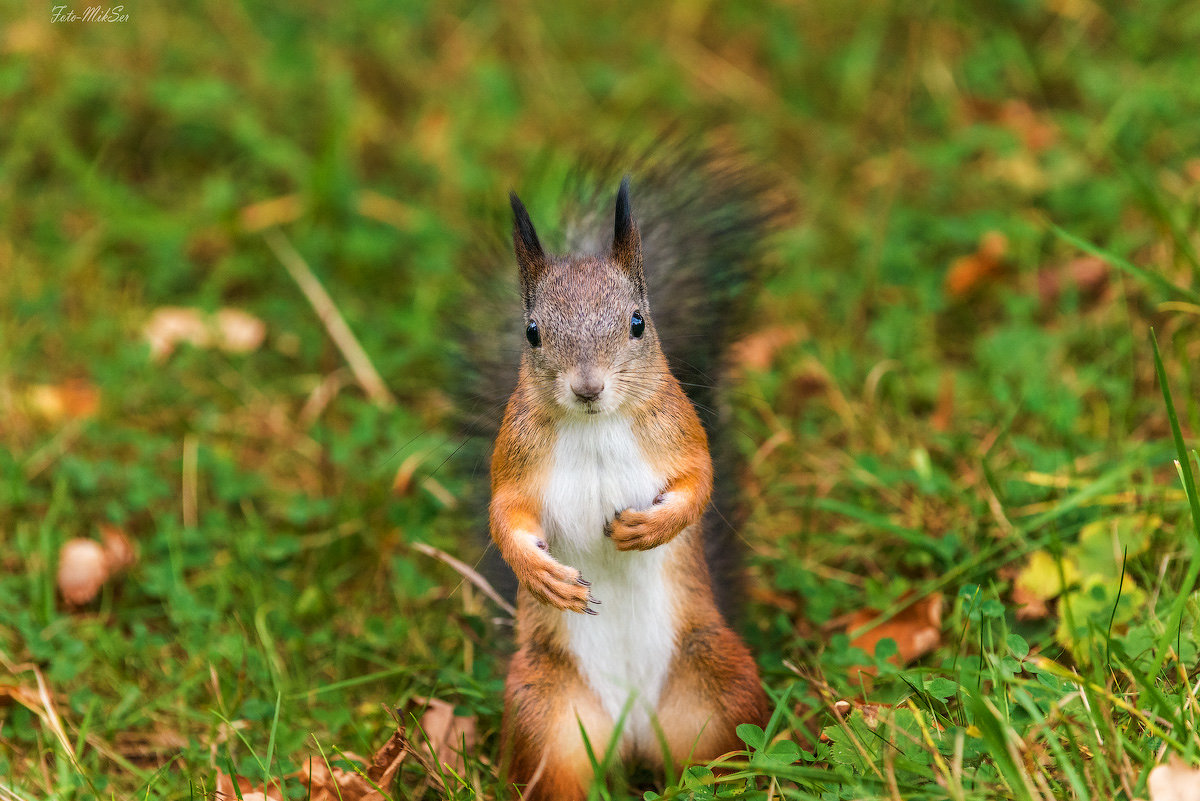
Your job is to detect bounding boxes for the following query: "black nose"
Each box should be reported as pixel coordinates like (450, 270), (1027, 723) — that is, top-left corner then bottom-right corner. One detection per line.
(571, 378), (604, 402)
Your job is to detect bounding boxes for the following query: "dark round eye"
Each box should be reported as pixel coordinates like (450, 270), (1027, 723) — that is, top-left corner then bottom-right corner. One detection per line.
(630, 310), (645, 339)
(525, 319), (541, 348)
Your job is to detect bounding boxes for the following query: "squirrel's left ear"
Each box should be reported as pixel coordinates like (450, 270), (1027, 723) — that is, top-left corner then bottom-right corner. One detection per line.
(612, 176), (645, 296)
(510, 192), (548, 312)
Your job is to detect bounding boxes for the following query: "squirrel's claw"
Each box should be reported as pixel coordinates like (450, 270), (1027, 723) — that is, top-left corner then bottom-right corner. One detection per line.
(608, 507), (681, 552)
(520, 558), (594, 614)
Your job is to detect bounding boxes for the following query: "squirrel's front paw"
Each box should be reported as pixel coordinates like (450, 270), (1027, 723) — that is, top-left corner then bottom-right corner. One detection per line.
(607, 506), (682, 552)
(517, 553), (599, 614)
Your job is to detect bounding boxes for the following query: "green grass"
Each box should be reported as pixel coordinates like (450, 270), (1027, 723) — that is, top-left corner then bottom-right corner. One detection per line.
(3, 0), (1200, 798)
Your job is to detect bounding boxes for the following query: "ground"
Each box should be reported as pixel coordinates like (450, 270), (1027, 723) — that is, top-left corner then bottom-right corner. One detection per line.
(3, 1), (1200, 799)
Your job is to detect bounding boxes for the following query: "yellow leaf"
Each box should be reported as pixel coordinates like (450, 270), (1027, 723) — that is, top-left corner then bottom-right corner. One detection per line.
(1015, 550), (1079, 602)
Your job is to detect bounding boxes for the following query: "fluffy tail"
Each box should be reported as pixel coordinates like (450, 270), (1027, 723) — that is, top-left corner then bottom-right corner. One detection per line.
(457, 141), (786, 618)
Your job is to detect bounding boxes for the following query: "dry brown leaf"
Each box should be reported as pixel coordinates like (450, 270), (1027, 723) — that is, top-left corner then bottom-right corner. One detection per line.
(945, 232), (1008, 297)
(26, 378), (101, 422)
(113, 729), (188, 763)
(409, 696), (477, 777)
(997, 99), (1058, 153)
(962, 97), (1058, 154)
(214, 727), (411, 801)
(845, 593), (943, 679)
(1011, 582), (1050, 621)
(358, 190), (417, 230)
(239, 194), (303, 233)
(728, 326), (803, 373)
(214, 770), (283, 801)
(0, 683), (45, 714)
(931, 372), (955, 432)
(1149, 755), (1200, 801)
(392, 450), (428, 497)
(1038, 255), (1110, 310)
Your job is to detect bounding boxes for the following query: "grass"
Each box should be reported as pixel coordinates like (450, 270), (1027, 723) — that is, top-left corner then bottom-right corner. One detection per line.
(3, 0), (1200, 798)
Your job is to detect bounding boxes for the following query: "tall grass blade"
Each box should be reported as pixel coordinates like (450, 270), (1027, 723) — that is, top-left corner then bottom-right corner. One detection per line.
(1050, 225), (1200, 306)
(1149, 330), (1200, 677)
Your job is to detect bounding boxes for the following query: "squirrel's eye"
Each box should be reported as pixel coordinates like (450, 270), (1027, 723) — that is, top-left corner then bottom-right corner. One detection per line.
(525, 320), (541, 348)
(630, 310), (645, 339)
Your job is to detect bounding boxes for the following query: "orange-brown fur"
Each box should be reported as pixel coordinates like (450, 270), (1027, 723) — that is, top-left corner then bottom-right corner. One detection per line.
(492, 182), (767, 799)
(492, 367), (765, 799)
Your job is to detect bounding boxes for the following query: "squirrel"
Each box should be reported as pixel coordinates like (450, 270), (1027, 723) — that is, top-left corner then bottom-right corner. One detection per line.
(485, 152), (777, 800)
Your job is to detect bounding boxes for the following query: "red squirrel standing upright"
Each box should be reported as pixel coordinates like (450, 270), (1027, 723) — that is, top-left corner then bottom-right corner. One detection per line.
(487, 158), (775, 799)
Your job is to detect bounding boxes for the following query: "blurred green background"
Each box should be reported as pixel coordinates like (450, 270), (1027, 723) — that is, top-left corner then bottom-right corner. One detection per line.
(4, 1), (1200, 798)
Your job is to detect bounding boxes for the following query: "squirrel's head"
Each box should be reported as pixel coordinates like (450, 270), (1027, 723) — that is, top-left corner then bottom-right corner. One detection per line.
(509, 177), (660, 417)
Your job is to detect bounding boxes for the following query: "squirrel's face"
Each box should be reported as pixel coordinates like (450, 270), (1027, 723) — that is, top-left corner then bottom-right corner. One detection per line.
(524, 257), (658, 417)
(510, 177), (657, 417)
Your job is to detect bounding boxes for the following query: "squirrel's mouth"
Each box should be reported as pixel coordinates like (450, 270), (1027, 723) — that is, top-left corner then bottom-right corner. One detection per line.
(570, 396), (603, 415)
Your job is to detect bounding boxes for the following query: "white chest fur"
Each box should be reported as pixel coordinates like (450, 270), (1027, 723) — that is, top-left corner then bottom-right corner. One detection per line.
(541, 415), (679, 752)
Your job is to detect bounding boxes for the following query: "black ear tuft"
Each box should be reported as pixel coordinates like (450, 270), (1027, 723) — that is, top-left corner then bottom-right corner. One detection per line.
(510, 192), (543, 260)
(611, 176), (645, 296)
(614, 176), (633, 245)
(510, 191), (547, 311)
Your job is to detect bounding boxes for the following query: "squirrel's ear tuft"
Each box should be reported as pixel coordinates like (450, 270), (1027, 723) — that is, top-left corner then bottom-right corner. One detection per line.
(510, 192), (547, 310)
(611, 176), (645, 296)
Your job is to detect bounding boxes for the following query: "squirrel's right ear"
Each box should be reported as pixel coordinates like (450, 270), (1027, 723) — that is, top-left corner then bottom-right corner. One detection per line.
(510, 192), (547, 311)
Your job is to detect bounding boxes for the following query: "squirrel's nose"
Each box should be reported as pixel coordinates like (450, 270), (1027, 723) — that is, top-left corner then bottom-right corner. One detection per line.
(571, 376), (605, 403)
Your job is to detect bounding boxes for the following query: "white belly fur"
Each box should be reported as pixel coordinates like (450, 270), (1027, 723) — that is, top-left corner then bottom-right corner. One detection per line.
(541, 415), (678, 752)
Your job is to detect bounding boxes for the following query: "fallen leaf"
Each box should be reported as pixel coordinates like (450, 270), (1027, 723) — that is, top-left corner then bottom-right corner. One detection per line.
(728, 326), (804, 373)
(1014, 549), (1080, 616)
(0, 683), (45, 714)
(215, 726), (412, 801)
(25, 378), (101, 421)
(113, 729), (188, 764)
(239, 194), (303, 233)
(997, 99), (1058, 154)
(214, 770), (282, 801)
(931, 372), (955, 432)
(357, 190), (417, 230)
(945, 231), (1008, 297)
(831, 699), (893, 729)
(1012, 582), (1050, 621)
(962, 97), (1058, 154)
(844, 593), (943, 679)
(1149, 755), (1200, 801)
(409, 696), (477, 777)
(1038, 255), (1109, 309)
(392, 450), (429, 497)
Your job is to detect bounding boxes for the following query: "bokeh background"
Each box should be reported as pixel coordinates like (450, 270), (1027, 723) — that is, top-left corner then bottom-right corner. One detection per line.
(4, 1), (1200, 798)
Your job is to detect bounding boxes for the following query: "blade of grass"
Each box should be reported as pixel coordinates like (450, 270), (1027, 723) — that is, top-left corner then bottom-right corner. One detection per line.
(1149, 330), (1200, 678)
(1049, 224), (1200, 306)
(263, 691), (282, 790)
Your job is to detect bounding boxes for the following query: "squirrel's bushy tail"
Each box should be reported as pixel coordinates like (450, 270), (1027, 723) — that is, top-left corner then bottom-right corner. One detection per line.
(458, 139), (786, 617)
